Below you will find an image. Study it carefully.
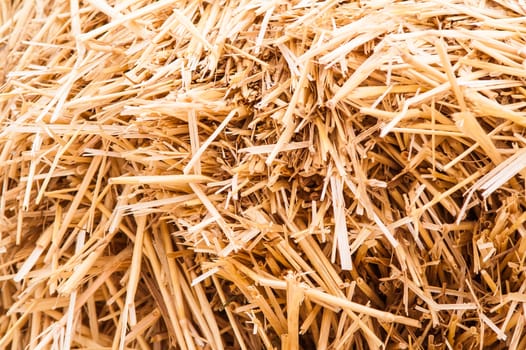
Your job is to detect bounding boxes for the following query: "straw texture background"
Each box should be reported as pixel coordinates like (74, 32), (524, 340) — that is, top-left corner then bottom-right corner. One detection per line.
(2, 0), (526, 349)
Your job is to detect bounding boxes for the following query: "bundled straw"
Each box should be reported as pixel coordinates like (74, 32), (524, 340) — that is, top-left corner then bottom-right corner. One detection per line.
(2, 0), (526, 348)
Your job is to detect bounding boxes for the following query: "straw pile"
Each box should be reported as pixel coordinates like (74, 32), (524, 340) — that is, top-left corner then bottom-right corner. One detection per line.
(2, 0), (526, 349)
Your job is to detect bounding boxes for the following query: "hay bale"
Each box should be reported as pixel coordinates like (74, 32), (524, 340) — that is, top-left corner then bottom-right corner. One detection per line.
(1, 0), (526, 348)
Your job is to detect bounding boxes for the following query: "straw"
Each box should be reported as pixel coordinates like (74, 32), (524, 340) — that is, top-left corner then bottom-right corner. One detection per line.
(2, 0), (526, 348)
